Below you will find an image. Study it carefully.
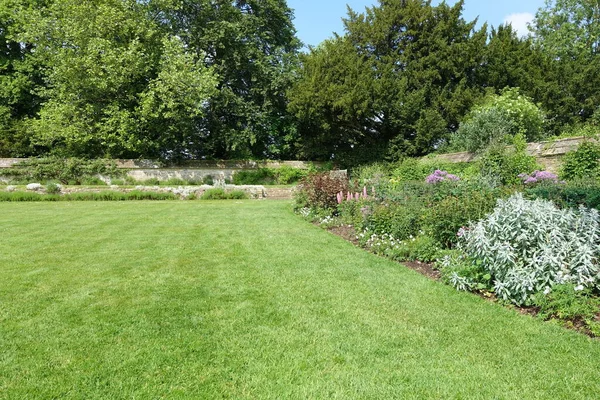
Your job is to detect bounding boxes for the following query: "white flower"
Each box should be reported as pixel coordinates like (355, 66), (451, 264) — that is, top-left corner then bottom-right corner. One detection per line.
(574, 284), (585, 291)
(543, 287), (551, 295)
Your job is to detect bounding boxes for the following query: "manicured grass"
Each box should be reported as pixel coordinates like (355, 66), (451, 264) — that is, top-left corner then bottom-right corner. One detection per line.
(1, 201), (600, 398)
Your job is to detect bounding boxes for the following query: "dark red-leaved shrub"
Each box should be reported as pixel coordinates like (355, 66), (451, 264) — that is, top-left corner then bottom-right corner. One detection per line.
(297, 172), (349, 211)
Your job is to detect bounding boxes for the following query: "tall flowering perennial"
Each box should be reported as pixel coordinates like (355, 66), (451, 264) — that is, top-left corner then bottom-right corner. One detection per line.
(425, 170), (460, 184)
(336, 186), (374, 204)
(518, 170), (561, 185)
(456, 193), (600, 305)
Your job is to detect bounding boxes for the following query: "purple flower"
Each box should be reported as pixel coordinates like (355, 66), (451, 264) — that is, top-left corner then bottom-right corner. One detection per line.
(426, 170), (460, 184)
(520, 170), (560, 185)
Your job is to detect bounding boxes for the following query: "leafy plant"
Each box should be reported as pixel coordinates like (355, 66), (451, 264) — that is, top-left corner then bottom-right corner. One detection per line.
(525, 180), (600, 210)
(450, 88), (546, 153)
(437, 250), (492, 292)
(363, 202), (423, 241)
(560, 141), (600, 181)
(422, 191), (498, 248)
(533, 284), (600, 322)
(478, 133), (540, 185)
(458, 194), (600, 305)
(200, 188), (248, 200)
(295, 172), (349, 211)
(202, 175), (214, 186)
(45, 182), (61, 194)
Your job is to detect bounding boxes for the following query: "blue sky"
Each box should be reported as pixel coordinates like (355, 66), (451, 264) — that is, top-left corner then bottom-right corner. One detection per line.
(288, 0), (547, 48)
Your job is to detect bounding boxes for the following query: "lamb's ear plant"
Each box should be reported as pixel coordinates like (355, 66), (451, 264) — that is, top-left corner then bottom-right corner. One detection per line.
(450, 193), (600, 305)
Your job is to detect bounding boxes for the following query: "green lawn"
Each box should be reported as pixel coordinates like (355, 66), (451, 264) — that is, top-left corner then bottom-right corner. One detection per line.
(1, 201), (600, 399)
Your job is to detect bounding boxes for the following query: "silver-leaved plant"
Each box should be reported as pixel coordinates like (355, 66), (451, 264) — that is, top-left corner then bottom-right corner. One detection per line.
(458, 193), (600, 305)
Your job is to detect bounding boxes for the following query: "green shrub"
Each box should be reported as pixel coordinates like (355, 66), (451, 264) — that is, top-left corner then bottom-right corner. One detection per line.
(233, 169), (276, 185)
(201, 188), (227, 200)
(478, 133), (540, 185)
(46, 182), (61, 194)
(275, 165), (306, 184)
(164, 178), (188, 186)
(560, 141), (600, 181)
(352, 162), (392, 186)
(525, 180), (600, 209)
(533, 284), (600, 322)
(0, 191), (47, 201)
(364, 202), (423, 241)
(450, 107), (517, 153)
(200, 188), (248, 200)
(228, 190), (248, 199)
(202, 175), (214, 185)
(450, 88), (546, 153)
(422, 190), (498, 248)
(402, 235), (441, 263)
(337, 199), (371, 228)
(80, 176), (107, 186)
(0, 190), (176, 201)
(437, 251), (492, 292)
(142, 178), (161, 186)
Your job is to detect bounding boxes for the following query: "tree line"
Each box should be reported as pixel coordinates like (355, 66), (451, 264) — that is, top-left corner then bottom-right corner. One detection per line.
(1, 0), (599, 165)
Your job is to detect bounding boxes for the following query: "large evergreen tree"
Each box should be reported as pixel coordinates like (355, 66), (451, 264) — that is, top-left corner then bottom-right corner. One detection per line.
(289, 0), (487, 164)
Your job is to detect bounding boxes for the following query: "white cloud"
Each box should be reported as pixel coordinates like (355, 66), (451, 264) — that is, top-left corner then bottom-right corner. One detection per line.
(503, 12), (534, 37)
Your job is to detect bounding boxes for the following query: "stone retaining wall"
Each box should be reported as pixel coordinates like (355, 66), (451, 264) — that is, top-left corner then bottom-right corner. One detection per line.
(0, 158), (321, 170)
(0, 158), (323, 183)
(424, 136), (593, 173)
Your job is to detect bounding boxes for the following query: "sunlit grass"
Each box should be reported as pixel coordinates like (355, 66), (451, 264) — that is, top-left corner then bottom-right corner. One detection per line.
(1, 201), (600, 398)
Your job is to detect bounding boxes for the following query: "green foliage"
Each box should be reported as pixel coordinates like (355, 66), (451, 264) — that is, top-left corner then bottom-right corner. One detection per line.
(161, 0), (301, 159)
(0, 190), (177, 201)
(450, 107), (518, 153)
(478, 134), (540, 185)
(275, 166), (307, 185)
(531, 0), (600, 61)
(530, 0), (600, 127)
(289, 0), (487, 163)
(200, 188), (248, 200)
(390, 159), (478, 184)
(422, 190), (498, 248)
(0, 157), (121, 184)
(1, 0), (299, 160)
(533, 284), (600, 322)
(364, 202), (423, 241)
(233, 169), (276, 185)
(45, 182), (61, 195)
(163, 178), (188, 186)
(560, 141), (600, 180)
(451, 88), (546, 152)
(525, 179), (600, 210)
(202, 175), (214, 186)
(401, 235), (441, 263)
(437, 251), (492, 292)
(351, 163), (392, 187)
(233, 167), (306, 185)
